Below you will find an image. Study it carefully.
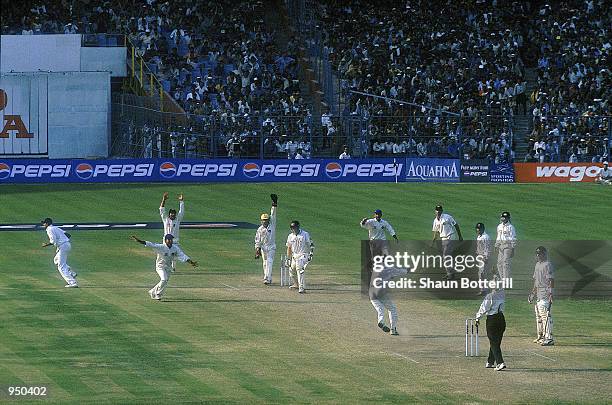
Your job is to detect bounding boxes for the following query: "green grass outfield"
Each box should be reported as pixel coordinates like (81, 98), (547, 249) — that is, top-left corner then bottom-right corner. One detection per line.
(0, 183), (610, 404)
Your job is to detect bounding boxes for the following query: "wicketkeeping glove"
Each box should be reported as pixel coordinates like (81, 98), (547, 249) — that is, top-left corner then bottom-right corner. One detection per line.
(270, 193), (278, 206)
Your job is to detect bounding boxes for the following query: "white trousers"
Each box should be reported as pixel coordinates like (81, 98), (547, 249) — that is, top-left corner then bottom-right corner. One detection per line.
(54, 243), (77, 285)
(535, 299), (553, 341)
(371, 295), (397, 329)
(290, 256), (308, 289)
(261, 248), (275, 281)
(497, 247), (513, 279)
(152, 268), (170, 297)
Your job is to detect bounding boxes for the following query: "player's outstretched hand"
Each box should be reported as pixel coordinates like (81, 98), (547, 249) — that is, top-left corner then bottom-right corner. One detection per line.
(475, 319), (479, 328)
(255, 247), (261, 259)
(178, 194), (184, 201)
(270, 193), (278, 205)
(189, 260), (199, 268)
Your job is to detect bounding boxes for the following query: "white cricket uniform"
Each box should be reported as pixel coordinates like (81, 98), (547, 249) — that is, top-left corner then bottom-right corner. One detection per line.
(433, 213), (458, 275)
(361, 218), (396, 241)
(255, 206), (277, 282)
(533, 260), (554, 342)
(596, 167), (612, 184)
(362, 218), (401, 332)
(286, 229), (313, 290)
(46, 225), (77, 286)
(160, 200), (185, 243)
(144, 241), (190, 298)
(495, 222), (516, 279)
(160, 200), (184, 270)
(476, 232), (492, 287)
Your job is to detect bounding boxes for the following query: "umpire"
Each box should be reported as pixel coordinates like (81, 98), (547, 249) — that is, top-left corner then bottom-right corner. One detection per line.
(475, 277), (507, 371)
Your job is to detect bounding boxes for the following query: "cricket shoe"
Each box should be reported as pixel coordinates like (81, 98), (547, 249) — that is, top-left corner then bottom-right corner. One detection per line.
(378, 322), (391, 333)
(494, 363), (506, 371)
(485, 362), (494, 368)
(289, 283), (299, 289)
(263, 279), (271, 285)
(65, 283), (79, 288)
(390, 328), (399, 336)
(541, 340), (554, 346)
(149, 289), (156, 299)
(533, 337), (543, 344)
(298, 288), (305, 294)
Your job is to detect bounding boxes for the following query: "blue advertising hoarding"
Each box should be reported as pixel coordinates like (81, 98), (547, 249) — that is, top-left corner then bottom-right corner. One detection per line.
(0, 158), (404, 183)
(0, 158), (514, 183)
(405, 158), (460, 182)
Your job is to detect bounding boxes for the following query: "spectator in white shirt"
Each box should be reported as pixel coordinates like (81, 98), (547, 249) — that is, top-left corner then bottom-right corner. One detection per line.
(339, 145), (351, 159)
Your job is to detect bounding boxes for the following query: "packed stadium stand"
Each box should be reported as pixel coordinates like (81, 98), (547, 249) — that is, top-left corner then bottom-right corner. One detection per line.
(2, 0), (609, 161)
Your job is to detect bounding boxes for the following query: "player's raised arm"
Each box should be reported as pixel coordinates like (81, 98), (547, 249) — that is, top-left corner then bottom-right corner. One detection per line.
(160, 192), (169, 219)
(177, 194), (185, 221)
(360, 218), (369, 227)
(270, 194), (278, 226)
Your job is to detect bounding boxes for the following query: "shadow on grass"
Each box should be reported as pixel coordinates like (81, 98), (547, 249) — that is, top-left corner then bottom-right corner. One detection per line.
(508, 368), (612, 372)
(160, 298), (341, 304)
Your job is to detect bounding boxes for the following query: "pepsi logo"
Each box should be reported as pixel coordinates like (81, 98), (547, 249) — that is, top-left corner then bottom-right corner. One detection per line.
(0, 163), (10, 180)
(159, 162), (177, 178)
(242, 162), (260, 179)
(75, 163), (94, 179)
(325, 162), (342, 179)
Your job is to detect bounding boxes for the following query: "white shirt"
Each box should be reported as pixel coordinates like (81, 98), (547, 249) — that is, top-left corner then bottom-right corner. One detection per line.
(361, 218), (396, 240)
(597, 167), (612, 179)
(495, 222), (516, 249)
(476, 232), (492, 258)
(160, 201), (185, 242)
(145, 241), (189, 272)
(432, 213), (457, 240)
(475, 289), (505, 319)
(533, 260), (554, 300)
(46, 225), (70, 247)
(339, 152), (351, 159)
(286, 229), (313, 259)
(255, 206), (276, 250)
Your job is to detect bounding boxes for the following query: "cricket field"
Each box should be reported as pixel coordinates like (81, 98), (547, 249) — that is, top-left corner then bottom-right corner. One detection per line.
(0, 183), (610, 404)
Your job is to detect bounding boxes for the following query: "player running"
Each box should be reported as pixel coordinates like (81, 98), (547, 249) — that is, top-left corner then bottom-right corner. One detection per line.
(529, 246), (554, 346)
(131, 234), (198, 300)
(255, 194), (278, 285)
(361, 209), (401, 336)
(160, 192), (185, 271)
(41, 217), (78, 288)
(495, 211), (516, 280)
(285, 221), (314, 293)
(432, 205), (463, 280)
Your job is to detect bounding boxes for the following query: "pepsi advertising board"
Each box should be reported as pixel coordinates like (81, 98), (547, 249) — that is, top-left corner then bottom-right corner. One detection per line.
(459, 160), (490, 182)
(0, 159), (404, 183)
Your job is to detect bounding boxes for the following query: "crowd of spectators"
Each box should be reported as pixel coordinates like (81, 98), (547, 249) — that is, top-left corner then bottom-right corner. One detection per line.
(3, 0), (610, 161)
(526, 0), (610, 162)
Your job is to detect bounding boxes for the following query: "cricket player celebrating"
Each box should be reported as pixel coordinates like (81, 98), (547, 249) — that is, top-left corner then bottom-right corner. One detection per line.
(41, 217), (78, 288)
(595, 161), (611, 185)
(131, 234), (198, 300)
(160, 192), (185, 271)
(476, 223), (492, 295)
(361, 209), (400, 336)
(495, 211), (516, 280)
(432, 205), (463, 280)
(285, 221), (314, 293)
(529, 246), (554, 346)
(255, 194), (278, 285)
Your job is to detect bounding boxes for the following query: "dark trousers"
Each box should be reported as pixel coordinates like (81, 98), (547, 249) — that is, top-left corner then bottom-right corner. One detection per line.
(486, 312), (506, 365)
